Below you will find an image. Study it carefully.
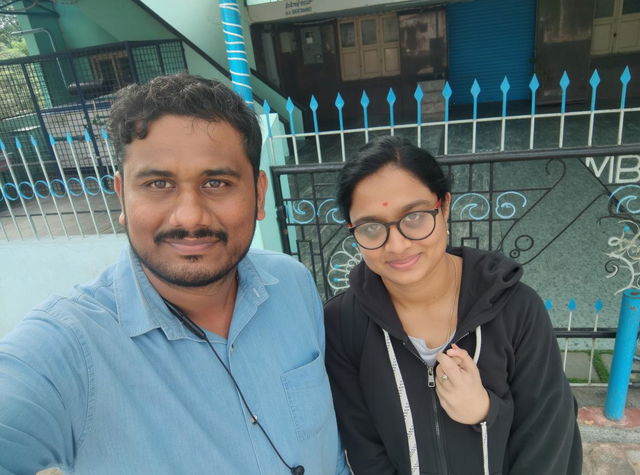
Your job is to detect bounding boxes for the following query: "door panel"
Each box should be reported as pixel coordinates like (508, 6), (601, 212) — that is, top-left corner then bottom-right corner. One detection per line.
(383, 47), (400, 75)
(616, 16), (640, 50)
(341, 50), (361, 80)
(592, 22), (615, 54)
(362, 49), (380, 76)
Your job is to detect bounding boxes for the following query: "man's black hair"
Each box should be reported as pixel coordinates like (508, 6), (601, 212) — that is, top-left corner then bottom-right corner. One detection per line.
(108, 73), (262, 178)
(336, 136), (450, 223)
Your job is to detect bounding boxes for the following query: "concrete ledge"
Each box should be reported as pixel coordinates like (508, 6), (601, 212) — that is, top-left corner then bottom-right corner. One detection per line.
(579, 407), (640, 429)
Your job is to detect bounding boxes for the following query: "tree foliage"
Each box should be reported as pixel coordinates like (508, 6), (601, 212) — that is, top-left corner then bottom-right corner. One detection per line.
(0, 14), (27, 60)
(0, 15), (33, 121)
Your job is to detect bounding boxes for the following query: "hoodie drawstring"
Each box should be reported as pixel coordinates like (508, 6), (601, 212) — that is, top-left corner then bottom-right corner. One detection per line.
(383, 326), (488, 475)
(383, 329), (420, 475)
(481, 420), (489, 475)
(473, 326), (489, 475)
(473, 325), (482, 364)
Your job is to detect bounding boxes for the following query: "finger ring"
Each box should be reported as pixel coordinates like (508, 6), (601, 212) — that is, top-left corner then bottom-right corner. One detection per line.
(441, 373), (449, 381)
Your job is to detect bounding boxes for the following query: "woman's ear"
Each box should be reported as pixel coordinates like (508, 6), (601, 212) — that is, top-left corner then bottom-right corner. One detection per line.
(442, 192), (451, 223)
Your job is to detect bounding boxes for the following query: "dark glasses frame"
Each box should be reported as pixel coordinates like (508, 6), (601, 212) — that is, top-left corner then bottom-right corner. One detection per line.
(347, 198), (442, 250)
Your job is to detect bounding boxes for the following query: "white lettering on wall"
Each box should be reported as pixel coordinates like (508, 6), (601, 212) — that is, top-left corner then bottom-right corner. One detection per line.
(615, 155), (640, 184)
(584, 155), (640, 184)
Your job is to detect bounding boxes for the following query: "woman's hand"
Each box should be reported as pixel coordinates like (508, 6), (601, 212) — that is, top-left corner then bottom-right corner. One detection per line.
(435, 344), (490, 425)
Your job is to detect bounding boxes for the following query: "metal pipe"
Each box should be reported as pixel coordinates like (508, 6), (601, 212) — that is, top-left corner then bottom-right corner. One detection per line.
(604, 289), (640, 420)
(218, 1), (254, 108)
(11, 27), (67, 87)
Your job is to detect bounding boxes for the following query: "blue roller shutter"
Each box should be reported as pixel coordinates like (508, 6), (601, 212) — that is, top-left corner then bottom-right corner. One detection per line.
(447, 0), (536, 104)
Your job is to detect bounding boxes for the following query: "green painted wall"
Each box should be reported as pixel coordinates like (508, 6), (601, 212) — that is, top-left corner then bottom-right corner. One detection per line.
(183, 45), (230, 83)
(54, 0), (175, 48)
(14, 3), (70, 106)
(15, 2), (66, 55)
(139, 0), (303, 132)
(139, 0), (256, 70)
(55, 4), (118, 48)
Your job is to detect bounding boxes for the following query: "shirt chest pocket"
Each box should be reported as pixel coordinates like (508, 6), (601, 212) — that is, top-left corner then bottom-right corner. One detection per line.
(281, 352), (333, 441)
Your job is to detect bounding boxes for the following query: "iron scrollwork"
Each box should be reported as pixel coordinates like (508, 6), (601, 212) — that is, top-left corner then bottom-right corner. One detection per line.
(605, 220), (640, 295)
(327, 236), (362, 292)
(451, 191), (528, 221)
(285, 198), (346, 225)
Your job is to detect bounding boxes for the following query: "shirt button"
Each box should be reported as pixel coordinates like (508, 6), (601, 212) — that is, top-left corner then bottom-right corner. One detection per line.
(230, 344), (235, 352)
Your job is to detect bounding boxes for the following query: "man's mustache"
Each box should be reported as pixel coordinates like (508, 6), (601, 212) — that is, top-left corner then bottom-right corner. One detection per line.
(154, 228), (228, 245)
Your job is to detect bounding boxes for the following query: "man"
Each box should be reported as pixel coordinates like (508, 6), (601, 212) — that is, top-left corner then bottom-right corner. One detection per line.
(0, 74), (348, 475)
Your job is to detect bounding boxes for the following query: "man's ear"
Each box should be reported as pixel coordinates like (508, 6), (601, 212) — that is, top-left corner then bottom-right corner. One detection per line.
(256, 171), (268, 221)
(114, 171), (126, 226)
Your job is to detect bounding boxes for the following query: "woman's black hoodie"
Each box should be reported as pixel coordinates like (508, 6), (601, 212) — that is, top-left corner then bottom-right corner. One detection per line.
(324, 247), (582, 474)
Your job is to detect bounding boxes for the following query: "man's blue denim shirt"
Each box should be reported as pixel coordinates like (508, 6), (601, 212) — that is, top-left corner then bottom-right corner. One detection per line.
(0, 247), (349, 474)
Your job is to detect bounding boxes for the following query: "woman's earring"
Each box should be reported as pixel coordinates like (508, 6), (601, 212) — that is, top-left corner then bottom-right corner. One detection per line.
(447, 229), (450, 236)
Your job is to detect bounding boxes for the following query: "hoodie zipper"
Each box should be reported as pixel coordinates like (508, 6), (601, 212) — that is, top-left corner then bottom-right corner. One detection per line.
(398, 343), (440, 474)
(427, 365), (448, 474)
(403, 331), (470, 475)
(427, 365), (436, 387)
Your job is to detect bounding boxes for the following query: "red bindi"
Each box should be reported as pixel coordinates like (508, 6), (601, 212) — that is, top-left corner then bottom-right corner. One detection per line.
(382, 202), (388, 207)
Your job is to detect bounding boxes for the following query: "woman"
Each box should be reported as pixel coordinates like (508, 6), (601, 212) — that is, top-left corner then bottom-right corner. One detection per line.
(324, 136), (582, 474)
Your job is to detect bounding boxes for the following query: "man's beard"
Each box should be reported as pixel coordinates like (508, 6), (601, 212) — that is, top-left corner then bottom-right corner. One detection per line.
(125, 220), (256, 288)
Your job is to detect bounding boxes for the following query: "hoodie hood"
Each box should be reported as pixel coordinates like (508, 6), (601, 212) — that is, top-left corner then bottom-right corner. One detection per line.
(348, 247), (523, 340)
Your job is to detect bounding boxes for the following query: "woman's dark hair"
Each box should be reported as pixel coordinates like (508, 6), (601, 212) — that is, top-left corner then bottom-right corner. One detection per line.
(108, 73), (262, 178)
(337, 136), (450, 222)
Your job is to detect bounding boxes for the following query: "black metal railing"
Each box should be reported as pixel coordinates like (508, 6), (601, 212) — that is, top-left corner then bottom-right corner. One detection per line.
(0, 40), (187, 168)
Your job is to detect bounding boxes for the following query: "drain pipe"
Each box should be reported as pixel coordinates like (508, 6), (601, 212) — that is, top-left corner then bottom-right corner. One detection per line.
(218, 1), (253, 109)
(604, 289), (640, 420)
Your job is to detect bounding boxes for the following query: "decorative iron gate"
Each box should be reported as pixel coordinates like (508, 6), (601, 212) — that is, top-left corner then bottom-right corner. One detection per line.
(264, 65), (640, 319)
(271, 145), (640, 304)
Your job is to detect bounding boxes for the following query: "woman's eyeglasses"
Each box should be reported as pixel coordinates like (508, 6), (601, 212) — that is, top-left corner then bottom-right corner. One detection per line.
(348, 199), (442, 250)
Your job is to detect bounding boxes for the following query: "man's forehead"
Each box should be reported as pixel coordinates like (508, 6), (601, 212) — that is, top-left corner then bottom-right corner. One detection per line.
(121, 152), (248, 175)
(128, 166), (242, 179)
(120, 117), (251, 172)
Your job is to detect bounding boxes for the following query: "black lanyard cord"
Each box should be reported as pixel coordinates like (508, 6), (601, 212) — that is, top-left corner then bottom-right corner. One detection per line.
(163, 300), (305, 475)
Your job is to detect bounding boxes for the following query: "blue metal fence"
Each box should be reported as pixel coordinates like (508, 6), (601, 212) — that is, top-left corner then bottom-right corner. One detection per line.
(0, 128), (119, 240)
(263, 66), (637, 163)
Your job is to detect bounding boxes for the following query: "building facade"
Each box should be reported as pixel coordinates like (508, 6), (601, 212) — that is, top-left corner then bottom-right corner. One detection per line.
(248, 0), (640, 127)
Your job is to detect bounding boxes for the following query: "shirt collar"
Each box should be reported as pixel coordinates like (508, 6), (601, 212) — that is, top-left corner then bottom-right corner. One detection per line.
(114, 246), (279, 341)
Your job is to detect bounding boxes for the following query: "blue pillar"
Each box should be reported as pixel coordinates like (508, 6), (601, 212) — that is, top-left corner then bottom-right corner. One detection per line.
(218, 1), (253, 108)
(604, 289), (640, 420)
